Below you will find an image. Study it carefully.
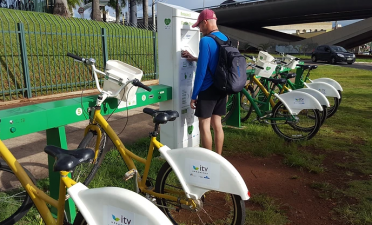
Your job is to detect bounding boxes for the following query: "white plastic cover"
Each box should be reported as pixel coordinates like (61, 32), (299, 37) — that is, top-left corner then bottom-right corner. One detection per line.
(310, 78), (343, 91)
(159, 146), (250, 200)
(68, 183), (172, 225)
(292, 88), (330, 107)
(305, 82), (341, 98)
(276, 91), (323, 115)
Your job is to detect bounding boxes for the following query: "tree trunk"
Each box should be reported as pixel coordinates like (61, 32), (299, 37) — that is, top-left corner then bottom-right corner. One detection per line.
(53, 0), (69, 17)
(102, 7), (107, 22)
(91, 0), (101, 21)
(115, 1), (120, 24)
(143, 0), (148, 29)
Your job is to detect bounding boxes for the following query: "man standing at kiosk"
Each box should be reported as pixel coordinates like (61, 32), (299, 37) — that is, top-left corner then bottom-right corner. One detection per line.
(181, 9), (228, 155)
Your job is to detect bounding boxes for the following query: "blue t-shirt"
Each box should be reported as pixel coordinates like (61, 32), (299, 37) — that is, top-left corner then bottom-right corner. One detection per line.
(191, 31), (228, 100)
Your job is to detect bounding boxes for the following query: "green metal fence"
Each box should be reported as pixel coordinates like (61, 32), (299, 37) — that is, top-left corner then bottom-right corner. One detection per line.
(0, 8), (158, 102)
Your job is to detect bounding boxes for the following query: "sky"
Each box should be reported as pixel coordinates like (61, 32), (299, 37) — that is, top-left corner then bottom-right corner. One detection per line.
(73, 0), (361, 26)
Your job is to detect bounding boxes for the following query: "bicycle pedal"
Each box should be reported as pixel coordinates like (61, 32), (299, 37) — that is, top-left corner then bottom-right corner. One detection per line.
(124, 169), (137, 181)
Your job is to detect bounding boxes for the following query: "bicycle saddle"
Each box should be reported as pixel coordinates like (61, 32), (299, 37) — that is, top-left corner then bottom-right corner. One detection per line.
(279, 73), (296, 79)
(296, 64), (311, 70)
(262, 77), (287, 84)
(44, 145), (95, 172)
(143, 108), (179, 124)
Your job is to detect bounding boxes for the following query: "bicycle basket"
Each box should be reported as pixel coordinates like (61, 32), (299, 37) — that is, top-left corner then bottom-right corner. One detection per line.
(254, 59), (277, 78)
(257, 51), (275, 62)
(283, 54), (299, 70)
(103, 60), (143, 102)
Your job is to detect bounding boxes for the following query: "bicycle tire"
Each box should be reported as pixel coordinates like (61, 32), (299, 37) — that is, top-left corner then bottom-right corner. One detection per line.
(271, 101), (321, 141)
(155, 161), (245, 225)
(240, 85), (254, 122)
(326, 91), (341, 118)
(0, 162), (35, 225)
(221, 94), (236, 123)
(72, 130), (107, 186)
(72, 212), (86, 225)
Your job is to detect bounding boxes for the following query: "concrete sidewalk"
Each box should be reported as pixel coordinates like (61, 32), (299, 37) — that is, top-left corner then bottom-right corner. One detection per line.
(2, 103), (159, 180)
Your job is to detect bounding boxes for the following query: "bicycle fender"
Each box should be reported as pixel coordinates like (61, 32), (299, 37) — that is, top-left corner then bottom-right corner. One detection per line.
(310, 78), (343, 91)
(305, 82), (341, 98)
(292, 88), (330, 107)
(159, 146), (250, 200)
(67, 183), (172, 225)
(276, 91), (323, 115)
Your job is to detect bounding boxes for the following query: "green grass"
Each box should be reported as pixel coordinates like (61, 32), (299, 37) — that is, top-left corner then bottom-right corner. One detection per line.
(0, 8), (157, 101)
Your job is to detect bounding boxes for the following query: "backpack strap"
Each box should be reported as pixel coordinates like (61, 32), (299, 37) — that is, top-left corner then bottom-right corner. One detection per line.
(207, 34), (231, 46)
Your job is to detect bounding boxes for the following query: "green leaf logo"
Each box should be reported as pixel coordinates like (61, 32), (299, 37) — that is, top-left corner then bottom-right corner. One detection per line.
(164, 18), (171, 25)
(260, 56), (263, 60)
(266, 67), (271, 71)
(187, 125), (193, 134)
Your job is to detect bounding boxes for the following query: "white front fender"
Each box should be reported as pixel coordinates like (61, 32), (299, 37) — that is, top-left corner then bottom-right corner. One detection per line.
(292, 88), (330, 107)
(309, 78), (343, 91)
(275, 91), (323, 115)
(159, 146), (249, 200)
(305, 82), (341, 98)
(68, 183), (172, 225)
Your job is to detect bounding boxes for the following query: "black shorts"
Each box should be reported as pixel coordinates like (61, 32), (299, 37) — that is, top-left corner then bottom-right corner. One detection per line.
(195, 85), (227, 118)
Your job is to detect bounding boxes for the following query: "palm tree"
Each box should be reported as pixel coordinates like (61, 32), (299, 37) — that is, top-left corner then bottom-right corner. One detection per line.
(53, 0), (82, 17)
(107, 0), (126, 24)
(91, 0), (101, 21)
(142, 0), (148, 28)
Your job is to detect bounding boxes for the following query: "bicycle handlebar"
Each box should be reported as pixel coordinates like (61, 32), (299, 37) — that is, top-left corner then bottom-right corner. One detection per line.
(133, 79), (152, 92)
(67, 53), (84, 62)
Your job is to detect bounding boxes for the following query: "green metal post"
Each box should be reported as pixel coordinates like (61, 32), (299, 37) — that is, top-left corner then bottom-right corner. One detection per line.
(153, 30), (158, 79)
(226, 93), (241, 127)
(46, 127), (76, 222)
(17, 23), (32, 98)
(294, 66), (305, 89)
(102, 28), (108, 69)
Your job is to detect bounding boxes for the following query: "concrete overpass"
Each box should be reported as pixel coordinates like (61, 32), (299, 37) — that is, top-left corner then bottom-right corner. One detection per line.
(199, 0), (372, 51)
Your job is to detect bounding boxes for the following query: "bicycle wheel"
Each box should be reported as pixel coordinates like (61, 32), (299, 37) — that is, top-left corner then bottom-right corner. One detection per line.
(221, 94), (236, 123)
(240, 86), (254, 122)
(326, 91), (341, 118)
(155, 162), (245, 225)
(0, 163), (35, 225)
(271, 101), (321, 141)
(71, 130), (107, 186)
(72, 212), (86, 225)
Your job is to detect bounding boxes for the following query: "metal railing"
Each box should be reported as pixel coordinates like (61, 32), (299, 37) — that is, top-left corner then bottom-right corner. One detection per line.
(0, 8), (158, 102)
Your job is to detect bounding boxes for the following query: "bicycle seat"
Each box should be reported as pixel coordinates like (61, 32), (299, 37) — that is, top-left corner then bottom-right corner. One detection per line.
(279, 73), (296, 79)
(296, 64), (311, 70)
(309, 65), (318, 70)
(262, 77), (287, 84)
(44, 145), (95, 172)
(143, 108), (179, 124)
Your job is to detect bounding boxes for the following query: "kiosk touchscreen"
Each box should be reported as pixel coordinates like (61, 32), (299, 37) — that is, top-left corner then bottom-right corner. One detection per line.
(158, 3), (200, 149)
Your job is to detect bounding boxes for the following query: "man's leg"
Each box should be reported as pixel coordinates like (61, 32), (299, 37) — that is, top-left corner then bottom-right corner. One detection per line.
(199, 117), (212, 150)
(211, 114), (224, 155)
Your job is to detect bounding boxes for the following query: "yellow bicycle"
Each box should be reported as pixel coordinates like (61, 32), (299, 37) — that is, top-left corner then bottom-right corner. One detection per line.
(0, 140), (172, 225)
(67, 53), (250, 225)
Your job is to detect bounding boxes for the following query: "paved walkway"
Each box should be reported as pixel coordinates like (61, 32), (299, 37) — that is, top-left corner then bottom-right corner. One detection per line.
(2, 103), (159, 179)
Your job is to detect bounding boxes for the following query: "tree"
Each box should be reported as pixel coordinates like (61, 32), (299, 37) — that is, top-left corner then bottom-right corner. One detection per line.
(142, 0), (148, 28)
(107, 0), (126, 23)
(53, 0), (70, 17)
(91, 0), (101, 21)
(53, 0), (81, 17)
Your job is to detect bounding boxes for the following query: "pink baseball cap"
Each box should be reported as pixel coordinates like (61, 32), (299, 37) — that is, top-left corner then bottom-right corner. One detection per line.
(192, 9), (218, 28)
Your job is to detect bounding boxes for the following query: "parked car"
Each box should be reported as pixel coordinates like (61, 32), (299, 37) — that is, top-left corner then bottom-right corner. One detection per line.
(311, 45), (356, 65)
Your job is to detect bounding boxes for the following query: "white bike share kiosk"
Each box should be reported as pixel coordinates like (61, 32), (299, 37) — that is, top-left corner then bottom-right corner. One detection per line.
(158, 3), (200, 148)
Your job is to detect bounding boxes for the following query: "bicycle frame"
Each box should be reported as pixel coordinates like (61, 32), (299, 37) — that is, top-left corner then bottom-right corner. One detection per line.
(0, 140), (76, 225)
(85, 107), (194, 206)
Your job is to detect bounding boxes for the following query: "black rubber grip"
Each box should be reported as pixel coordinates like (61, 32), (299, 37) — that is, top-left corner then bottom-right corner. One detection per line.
(244, 54), (254, 59)
(132, 79), (152, 92)
(67, 53), (83, 61)
(255, 65), (264, 70)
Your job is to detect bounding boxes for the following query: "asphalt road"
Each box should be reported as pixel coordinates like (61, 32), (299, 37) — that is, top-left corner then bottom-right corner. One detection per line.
(303, 60), (372, 71)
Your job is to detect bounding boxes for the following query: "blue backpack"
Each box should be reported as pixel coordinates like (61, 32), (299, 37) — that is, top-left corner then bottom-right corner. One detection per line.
(207, 34), (247, 94)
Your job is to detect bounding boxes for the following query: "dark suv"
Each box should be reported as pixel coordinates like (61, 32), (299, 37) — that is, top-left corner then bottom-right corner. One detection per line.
(311, 45), (355, 65)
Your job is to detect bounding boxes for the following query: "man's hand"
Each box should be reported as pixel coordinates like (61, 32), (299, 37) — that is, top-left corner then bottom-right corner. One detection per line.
(190, 99), (197, 109)
(181, 50), (198, 62)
